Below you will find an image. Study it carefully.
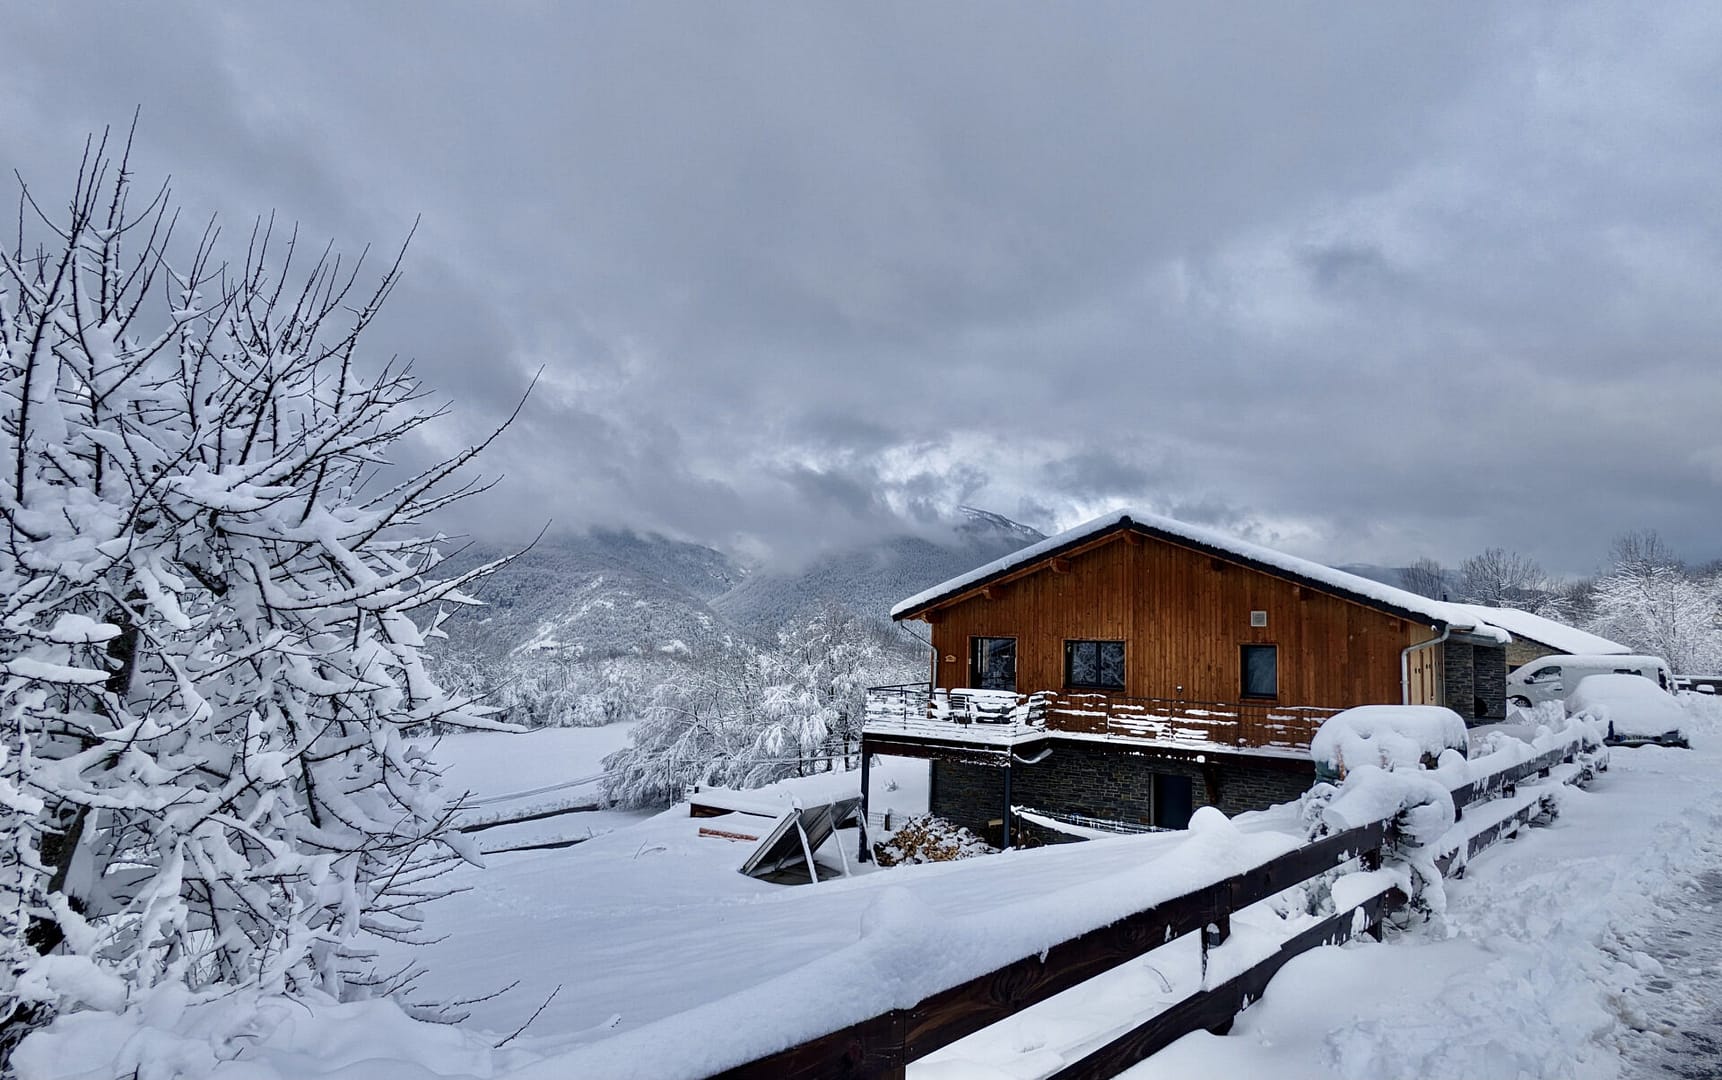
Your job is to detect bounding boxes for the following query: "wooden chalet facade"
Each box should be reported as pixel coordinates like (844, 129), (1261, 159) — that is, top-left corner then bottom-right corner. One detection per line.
(860, 510), (1513, 850)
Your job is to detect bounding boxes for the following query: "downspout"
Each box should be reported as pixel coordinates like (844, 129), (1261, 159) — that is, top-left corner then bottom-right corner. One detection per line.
(1401, 623), (1452, 705)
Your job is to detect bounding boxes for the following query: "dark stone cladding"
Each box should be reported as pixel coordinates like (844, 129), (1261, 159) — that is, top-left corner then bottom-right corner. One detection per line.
(1473, 645), (1508, 722)
(927, 739), (1314, 845)
(1443, 639), (1476, 722)
(1442, 637), (1509, 725)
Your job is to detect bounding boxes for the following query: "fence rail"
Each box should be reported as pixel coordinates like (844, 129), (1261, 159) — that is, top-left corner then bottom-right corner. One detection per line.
(708, 727), (1601, 1080)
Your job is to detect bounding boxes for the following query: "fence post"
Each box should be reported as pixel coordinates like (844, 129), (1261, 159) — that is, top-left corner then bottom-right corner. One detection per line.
(1201, 885), (1233, 1032)
(857, 751), (873, 863)
(1360, 841), (1386, 941)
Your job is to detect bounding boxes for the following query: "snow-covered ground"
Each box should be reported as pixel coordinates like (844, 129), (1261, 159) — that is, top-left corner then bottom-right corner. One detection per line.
(20, 696), (1722, 1080)
(1120, 693), (1722, 1080)
(427, 724), (655, 853)
(427, 724), (640, 801)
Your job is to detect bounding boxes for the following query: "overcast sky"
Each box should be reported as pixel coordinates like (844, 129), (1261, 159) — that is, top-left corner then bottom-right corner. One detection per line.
(5, 3), (1720, 574)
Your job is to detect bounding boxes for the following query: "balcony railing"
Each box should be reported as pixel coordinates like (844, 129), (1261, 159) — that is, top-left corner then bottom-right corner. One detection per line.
(863, 683), (1344, 752)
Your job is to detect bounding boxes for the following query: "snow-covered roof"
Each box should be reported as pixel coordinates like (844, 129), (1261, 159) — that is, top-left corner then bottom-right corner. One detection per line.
(891, 508), (1510, 642)
(1449, 604), (1629, 656)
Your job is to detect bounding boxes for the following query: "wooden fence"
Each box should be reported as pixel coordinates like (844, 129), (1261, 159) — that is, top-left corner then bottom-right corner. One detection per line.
(707, 731), (1600, 1080)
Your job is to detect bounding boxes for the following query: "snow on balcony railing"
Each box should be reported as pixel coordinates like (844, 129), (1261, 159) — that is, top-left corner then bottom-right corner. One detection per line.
(861, 683), (1049, 745)
(863, 684), (1343, 752)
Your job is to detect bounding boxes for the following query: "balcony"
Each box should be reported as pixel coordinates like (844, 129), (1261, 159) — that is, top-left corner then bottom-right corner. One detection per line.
(862, 683), (1343, 754)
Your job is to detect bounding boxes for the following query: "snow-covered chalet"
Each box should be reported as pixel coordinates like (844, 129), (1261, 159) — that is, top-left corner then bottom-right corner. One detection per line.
(860, 510), (1515, 848)
(1449, 603), (1631, 670)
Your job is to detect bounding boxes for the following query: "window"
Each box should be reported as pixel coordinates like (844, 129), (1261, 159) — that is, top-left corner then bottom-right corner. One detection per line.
(1240, 644), (1277, 699)
(970, 637), (1017, 691)
(1065, 640), (1125, 690)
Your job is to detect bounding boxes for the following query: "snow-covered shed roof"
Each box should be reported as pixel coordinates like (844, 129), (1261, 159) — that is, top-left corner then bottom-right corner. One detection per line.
(1450, 604), (1629, 656)
(891, 508), (1510, 642)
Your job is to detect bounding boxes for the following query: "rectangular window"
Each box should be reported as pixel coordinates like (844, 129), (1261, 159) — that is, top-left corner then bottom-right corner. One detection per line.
(970, 637), (1017, 691)
(1240, 644), (1278, 699)
(1065, 640), (1125, 690)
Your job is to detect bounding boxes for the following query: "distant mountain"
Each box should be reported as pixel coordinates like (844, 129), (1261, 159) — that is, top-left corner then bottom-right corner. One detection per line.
(711, 507), (1046, 638)
(430, 507), (1045, 669)
(432, 530), (746, 666)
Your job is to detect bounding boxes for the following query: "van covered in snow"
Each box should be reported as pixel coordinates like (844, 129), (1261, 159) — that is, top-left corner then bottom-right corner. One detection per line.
(1505, 653), (1673, 709)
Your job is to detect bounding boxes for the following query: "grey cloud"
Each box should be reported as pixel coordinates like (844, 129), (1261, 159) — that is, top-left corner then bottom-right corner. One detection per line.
(5, 2), (1722, 574)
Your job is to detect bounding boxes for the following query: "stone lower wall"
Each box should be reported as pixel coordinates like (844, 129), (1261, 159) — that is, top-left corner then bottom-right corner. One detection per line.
(1443, 639), (1476, 722)
(1474, 646), (1508, 721)
(1505, 640), (1558, 671)
(928, 740), (1315, 844)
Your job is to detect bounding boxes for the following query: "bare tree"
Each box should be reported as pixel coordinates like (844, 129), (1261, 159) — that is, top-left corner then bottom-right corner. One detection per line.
(1608, 529), (1682, 574)
(1457, 548), (1552, 610)
(0, 126), (524, 1051)
(1399, 557), (1448, 600)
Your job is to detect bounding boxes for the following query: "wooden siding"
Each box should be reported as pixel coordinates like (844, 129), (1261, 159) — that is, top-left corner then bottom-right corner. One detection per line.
(921, 531), (1441, 712)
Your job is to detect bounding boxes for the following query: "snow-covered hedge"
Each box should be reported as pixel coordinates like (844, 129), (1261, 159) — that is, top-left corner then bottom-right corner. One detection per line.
(1310, 705), (1470, 780)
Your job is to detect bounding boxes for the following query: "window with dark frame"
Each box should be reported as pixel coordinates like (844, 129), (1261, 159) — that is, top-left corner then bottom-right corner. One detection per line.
(1240, 643), (1278, 699)
(1065, 640), (1125, 690)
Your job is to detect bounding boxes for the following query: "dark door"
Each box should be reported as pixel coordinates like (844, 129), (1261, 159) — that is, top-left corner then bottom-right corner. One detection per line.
(970, 637), (1017, 691)
(1154, 774), (1195, 830)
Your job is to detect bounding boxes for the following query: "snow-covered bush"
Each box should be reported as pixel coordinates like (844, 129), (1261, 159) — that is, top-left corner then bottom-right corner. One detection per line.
(1319, 766), (1455, 914)
(0, 133), (516, 1050)
(1677, 689), (1722, 737)
(1310, 705), (1469, 781)
(871, 815), (993, 867)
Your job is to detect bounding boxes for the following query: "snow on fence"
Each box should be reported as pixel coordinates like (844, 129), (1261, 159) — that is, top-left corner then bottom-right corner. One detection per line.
(636, 721), (1602, 1080)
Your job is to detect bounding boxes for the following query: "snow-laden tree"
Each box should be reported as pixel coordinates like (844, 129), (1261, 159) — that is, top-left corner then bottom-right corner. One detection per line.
(601, 607), (916, 806)
(601, 652), (759, 805)
(0, 131), (518, 1049)
(766, 603), (903, 769)
(1588, 533), (1722, 674)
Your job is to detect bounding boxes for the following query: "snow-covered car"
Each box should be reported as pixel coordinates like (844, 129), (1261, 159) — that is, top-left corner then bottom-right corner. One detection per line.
(1564, 673), (1688, 748)
(1506, 653), (1673, 709)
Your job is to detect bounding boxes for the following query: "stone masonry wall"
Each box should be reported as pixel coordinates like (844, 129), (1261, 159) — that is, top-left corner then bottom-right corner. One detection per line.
(1474, 645), (1508, 721)
(928, 741), (1315, 844)
(1443, 639), (1476, 722)
(1505, 640), (1557, 670)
